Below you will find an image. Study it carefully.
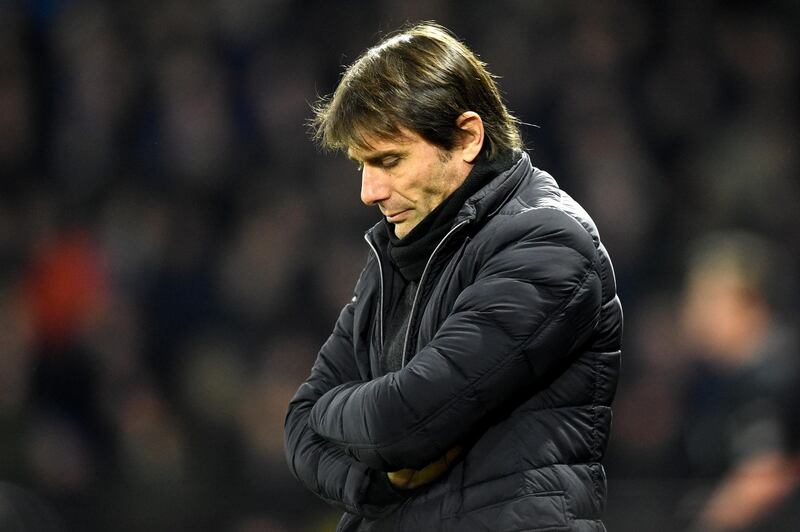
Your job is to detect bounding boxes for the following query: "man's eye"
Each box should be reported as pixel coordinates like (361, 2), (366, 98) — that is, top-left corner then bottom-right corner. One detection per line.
(381, 157), (399, 168)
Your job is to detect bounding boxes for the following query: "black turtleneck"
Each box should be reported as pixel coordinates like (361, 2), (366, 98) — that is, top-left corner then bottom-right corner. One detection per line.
(386, 151), (514, 281)
(380, 150), (515, 374)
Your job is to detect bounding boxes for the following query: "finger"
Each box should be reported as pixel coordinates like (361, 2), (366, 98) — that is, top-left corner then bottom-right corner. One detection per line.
(387, 469), (415, 488)
(444, 445), (463, 466)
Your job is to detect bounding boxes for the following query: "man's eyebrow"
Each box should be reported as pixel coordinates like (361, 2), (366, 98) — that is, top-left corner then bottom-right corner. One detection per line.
(348, 149), (405, 164)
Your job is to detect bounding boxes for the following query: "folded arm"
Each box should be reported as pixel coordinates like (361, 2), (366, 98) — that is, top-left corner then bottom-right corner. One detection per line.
(309, 224), (603, 471)
(284, 302), (406, 518)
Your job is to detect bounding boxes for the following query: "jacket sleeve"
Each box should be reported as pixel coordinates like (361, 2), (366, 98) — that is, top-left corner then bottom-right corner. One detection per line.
(284, 299), (407, 517)
(308, 212), (603, 471)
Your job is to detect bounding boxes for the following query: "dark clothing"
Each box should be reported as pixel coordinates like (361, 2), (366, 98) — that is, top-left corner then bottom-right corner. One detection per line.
(381, 279), (417, 374)
(285, 152), (623, 531)
(382, 153), (514, 374)
(683, 324), (800, 477)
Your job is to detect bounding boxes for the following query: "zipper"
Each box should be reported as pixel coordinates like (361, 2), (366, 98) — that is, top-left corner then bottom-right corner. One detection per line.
(363, 232), (385, 349)
(400, 219), (470, 367)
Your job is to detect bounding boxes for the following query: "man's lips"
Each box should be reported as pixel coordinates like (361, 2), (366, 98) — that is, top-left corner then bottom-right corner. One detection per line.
(384, 209), (411, 223)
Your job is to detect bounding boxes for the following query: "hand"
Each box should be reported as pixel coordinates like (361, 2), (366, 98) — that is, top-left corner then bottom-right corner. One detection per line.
(697, 452), (800, 531)
(387, 446), (463, 490)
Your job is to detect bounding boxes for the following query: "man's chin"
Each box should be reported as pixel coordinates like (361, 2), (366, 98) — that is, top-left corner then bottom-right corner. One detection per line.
(393, 226), (409, 239)
(393, 222), (413, 239)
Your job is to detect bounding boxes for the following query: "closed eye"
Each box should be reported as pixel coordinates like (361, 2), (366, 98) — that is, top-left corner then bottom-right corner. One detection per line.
(348, 150), (405, 171)
(353, 157), (400, 172)
(380, 156), (400, 168)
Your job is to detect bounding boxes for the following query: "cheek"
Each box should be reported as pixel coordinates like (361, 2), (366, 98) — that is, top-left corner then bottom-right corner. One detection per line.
(421, 160), (454, 199)
(399, 154), (454, 209)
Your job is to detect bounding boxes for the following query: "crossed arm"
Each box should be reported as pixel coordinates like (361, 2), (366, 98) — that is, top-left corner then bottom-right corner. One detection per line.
(285, 229), (602, 516)
(284, 302), (408, 518)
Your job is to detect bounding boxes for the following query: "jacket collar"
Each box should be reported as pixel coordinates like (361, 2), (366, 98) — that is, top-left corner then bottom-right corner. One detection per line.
(455, 149), (529, 226)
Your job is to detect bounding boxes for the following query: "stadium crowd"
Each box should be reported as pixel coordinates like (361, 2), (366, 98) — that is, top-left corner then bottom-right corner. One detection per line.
(0, 0), (798, 530)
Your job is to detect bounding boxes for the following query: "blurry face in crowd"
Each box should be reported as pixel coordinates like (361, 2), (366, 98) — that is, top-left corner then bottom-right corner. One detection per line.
(681, 268), (768, 365)
(348, 115), (483, 239)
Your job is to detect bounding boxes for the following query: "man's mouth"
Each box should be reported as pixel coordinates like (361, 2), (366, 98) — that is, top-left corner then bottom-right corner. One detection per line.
(384, 209), (411, 223)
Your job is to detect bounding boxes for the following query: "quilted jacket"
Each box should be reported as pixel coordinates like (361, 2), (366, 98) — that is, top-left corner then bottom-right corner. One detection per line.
(285, 151), (622, 531)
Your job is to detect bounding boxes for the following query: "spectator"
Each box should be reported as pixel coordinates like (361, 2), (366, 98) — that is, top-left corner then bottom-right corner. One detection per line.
(680, 233), (800, 531)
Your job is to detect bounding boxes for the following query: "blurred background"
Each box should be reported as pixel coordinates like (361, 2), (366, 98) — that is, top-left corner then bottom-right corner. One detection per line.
(1, 0), (799, 530)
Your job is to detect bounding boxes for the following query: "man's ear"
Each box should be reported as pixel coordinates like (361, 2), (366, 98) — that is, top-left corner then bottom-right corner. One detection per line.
(455, 112), (484, 163)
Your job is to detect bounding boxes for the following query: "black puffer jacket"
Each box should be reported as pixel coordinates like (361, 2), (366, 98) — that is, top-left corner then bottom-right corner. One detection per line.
(285, 152), (622, 531)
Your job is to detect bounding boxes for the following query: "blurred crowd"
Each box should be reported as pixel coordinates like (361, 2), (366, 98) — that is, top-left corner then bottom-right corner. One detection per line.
(0, 0), (798, 530)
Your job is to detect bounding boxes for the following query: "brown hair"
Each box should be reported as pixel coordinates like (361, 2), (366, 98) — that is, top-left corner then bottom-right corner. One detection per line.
(311, 22), (522, 160)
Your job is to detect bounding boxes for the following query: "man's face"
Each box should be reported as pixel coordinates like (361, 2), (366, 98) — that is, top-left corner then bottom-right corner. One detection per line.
(348, 127), (470, 239)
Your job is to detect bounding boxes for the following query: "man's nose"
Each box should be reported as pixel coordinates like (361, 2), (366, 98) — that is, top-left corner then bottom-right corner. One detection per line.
(360, 166), (391, 206)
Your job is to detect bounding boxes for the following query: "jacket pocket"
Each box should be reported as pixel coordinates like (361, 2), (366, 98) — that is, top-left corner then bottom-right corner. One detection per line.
(457, 491), (569, 532)
(444, 472), (571, 532)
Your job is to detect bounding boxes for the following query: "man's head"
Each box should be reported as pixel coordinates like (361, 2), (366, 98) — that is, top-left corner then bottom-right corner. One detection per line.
(312, 22), (521, 160)
(681, 233), (785, 365)
(311, 23), (522, 237)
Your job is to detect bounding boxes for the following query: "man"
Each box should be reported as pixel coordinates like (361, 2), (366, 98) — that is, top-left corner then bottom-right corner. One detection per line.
(284, 23), (622, 531)
(679, 234), (800, 532)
